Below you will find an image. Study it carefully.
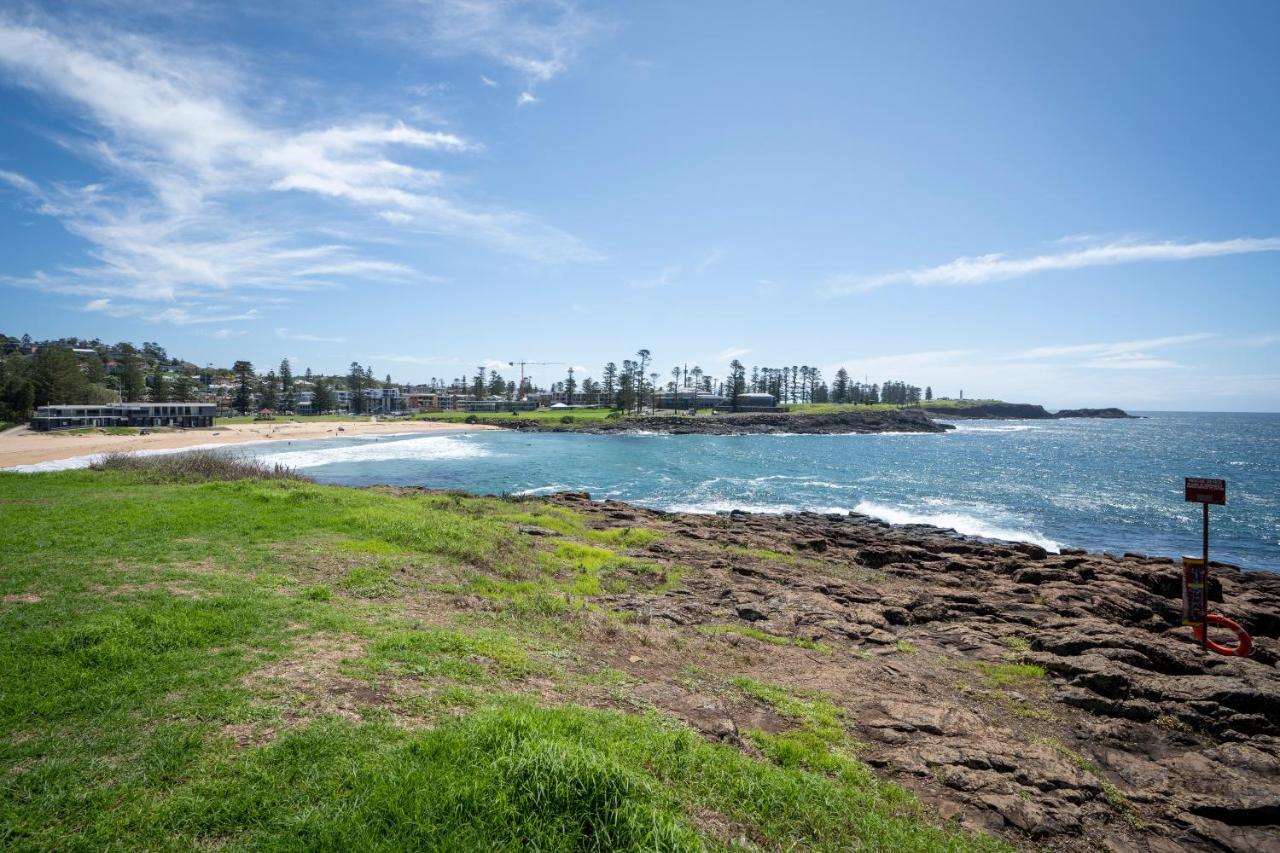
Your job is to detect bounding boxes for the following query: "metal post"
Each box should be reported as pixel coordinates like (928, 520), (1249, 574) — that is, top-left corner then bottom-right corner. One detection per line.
(1201, 502), (1210, 648)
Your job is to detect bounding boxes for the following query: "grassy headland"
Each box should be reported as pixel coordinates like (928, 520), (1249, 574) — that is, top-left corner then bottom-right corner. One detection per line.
(0, 466), (1004, 851)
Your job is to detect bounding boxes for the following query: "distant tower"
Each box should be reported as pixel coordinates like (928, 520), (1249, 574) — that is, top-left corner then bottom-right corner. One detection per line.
(960, 389), (964, 400)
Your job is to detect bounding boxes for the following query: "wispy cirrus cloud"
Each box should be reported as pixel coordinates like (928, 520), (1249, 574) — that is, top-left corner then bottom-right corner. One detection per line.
(0, 13), (596, 321)
(391, 0), (603, 96)
(628, 248), (726, 289)
(824, 237), (1280, 295)
(1007, 333), (1214, 370)
(275, 327), (346, 343)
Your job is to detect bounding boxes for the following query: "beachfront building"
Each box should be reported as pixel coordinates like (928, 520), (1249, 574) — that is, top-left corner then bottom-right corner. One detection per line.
(733, 392), (783, 411)
(461, 397), (538, 412)
(654, 389), (729, 410)
(30, 403), (217, 431)
(362, 387), (403, 415)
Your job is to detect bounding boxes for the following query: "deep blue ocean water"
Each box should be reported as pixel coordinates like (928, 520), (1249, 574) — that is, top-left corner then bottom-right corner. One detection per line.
(231, 412), (1279, 570)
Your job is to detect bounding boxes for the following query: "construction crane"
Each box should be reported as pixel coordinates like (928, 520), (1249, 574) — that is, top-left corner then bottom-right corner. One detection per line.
(509, 360), (565, 398)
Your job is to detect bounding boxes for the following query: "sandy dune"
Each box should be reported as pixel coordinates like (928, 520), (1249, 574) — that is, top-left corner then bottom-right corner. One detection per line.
(0, 419), (494, 469)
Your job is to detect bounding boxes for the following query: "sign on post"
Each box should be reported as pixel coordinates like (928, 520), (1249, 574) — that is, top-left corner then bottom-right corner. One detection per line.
(1182, 556), (1207, 628)
(1184, 477), (1225, 649)
(1184, 477), (1226, 505)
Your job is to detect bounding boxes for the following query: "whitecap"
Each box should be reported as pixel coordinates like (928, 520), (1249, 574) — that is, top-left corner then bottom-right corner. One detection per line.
(852, 500), (1061, 552)
(246, 435), (490, 469)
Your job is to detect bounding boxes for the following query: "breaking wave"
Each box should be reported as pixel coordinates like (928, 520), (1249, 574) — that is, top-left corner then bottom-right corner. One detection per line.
(852, 500), (1061, 551)
(246, 435), (490, 469)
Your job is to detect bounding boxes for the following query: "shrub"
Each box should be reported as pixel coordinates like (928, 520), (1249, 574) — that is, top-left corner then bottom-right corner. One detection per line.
(559, 415), (576, 424)
(464, 414), (479, 424)
(605, 411), (623, 420)
(90, 450), (304, 482)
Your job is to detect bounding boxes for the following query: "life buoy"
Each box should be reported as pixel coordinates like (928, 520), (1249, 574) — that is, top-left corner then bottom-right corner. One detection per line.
(1194, 614), (1253, 657)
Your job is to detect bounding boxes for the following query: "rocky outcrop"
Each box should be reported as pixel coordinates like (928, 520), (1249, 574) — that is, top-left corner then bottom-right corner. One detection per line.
(537, 492), (1280, 852)
(1054, 408), (1138, 419)
(920, 403), (1136, 419)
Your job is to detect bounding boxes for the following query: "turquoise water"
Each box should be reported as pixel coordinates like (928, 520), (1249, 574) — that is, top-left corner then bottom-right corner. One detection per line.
(231, 412), (1280, 570)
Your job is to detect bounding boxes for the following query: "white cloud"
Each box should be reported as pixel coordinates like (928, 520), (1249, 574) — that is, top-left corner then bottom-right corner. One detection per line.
(714, 347), (751, 362)
(480, 74), (498, 87)
(1007, 333), (1212, 371)
(1008, 333), (1215, 360)
(824, 237), (1280, 294)
(628, 248), (725, 289)
(516, 91), (539, 106)
(398, 0), (602, 92)
(0, 16), (596, 315)
(276, 327), (346, 343)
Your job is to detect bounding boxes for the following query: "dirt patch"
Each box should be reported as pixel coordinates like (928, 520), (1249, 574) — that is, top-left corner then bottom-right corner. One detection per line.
(2, 593), (41, 604)
(242, 633), (383, 726)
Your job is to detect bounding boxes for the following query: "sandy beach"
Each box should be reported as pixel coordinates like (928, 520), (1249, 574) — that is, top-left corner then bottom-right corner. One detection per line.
(0, 419), (495, 470)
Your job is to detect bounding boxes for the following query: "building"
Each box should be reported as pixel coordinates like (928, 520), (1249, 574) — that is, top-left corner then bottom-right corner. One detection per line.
(654, 389), (728, 410)
(30, 402), (217, 431)
(733, 392), (782, 411)
(461, 398), (538, 412)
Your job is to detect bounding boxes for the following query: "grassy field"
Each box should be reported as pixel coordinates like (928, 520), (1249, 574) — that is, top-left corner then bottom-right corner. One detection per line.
(0, 467), (1005, 851)
(789, 399), (1001, 415)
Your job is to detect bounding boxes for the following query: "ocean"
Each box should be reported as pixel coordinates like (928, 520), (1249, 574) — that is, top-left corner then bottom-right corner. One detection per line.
(229, 411), (1279, 571)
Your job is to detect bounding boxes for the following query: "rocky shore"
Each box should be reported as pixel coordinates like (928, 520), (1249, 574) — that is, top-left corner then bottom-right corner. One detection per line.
(483, 408), (954, 435)
(922, 403), (1137, 419)
(535, 492), (1280, 851)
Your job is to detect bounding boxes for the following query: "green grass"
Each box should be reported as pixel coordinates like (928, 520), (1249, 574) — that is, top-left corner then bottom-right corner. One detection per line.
(789, 399), (1003, 415)
(973, 661), (1045, 687)
(700, 624), (831, 652)
(0, 468), (1006, 851)
(1033, 736), (1140, 826)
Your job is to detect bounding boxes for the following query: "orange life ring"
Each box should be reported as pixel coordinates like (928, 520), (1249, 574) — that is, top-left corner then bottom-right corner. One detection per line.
(1194, 613), (1253, 657)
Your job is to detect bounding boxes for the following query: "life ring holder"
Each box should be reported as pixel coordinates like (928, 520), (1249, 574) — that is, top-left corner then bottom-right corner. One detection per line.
(1194, 613), (1253, 657)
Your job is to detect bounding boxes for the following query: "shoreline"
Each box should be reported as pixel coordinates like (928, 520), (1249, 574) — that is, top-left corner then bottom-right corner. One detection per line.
(0, 419), (495, 470)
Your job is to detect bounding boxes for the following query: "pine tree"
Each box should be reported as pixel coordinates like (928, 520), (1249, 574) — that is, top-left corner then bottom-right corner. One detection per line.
(148, 364), (169, 402)
(232, 361), (255, 415)
(260, 370), (278, 411)
(32, 347), (86, 407)
(172, 371), (194, 401)
(117, 344), (146, 402)
(279, 359), (294, 412)
(728, 360), (746, 410)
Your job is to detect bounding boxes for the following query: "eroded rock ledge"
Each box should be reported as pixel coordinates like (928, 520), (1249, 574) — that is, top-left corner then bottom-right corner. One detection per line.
(539, 492), (1280, 852)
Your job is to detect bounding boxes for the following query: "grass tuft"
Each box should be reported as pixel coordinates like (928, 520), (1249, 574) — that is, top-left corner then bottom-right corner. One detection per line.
(91, 450), (304, 482)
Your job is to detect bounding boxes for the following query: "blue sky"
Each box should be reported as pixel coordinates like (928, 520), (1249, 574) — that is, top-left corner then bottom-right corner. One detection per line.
(1, 0), (1278, 410)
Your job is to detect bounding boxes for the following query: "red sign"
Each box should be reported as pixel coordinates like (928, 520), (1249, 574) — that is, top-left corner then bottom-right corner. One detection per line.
(1184, 477), (1226, 505)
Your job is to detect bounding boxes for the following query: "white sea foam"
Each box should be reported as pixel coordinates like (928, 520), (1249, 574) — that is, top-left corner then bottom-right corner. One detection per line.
(852, 500), (1061, 552)
(946, 424), (1043, 433)
(662, 500), (849, 516)
(248, 434), (489, 469)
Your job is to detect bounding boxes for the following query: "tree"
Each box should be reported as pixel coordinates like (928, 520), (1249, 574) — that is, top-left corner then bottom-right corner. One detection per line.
(232, 361), (255, 415)
(471, 365), (486, 399)
(117, 343), (146, 402)
(279, 359), (294, 412)
(148, 364), (169, 402)
(32, 347), (86, 407)
(348, 362), (365, 414)
(634, 349), (650, 413)
(601, 362), (618, 407)
(925, 386), (933, 401)
(312, 378), (335, 414)
(727, 360), (746, 410)
(564, 367), (577, 402)
(172, 371), (195, 401)
(832, 368), (849, 404)
(670, 366), (682, 411)
(260, 370), (279, 411)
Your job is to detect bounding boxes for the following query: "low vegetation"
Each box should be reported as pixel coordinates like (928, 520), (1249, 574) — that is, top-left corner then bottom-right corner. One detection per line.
(90, 450), (304, 482)
(0, 467), (1005, 851)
